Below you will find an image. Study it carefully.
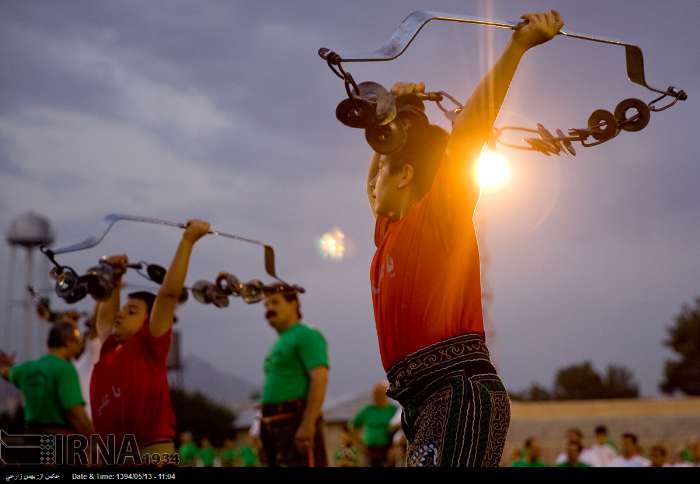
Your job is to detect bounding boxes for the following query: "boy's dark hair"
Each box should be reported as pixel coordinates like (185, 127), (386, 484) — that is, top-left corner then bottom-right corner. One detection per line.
(127, 291), (157, 317)
(594, 425), (608, 435)
(386, 122), (448, 198)
(47, 322), (77, 349)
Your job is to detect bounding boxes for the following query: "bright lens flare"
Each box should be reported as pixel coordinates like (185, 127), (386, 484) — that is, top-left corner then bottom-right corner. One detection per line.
(474, 148), (511, 192)
(318, 229), (346, 260)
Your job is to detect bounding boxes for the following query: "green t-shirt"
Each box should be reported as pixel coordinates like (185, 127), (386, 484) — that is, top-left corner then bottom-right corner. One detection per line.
(221, 448), (236, 466)
(680, 448), (694, 463)
(350, 403), (398, 447)
(262, 322), (329, 404)
(9, 354), (84, 426)
(512, 458), (547, 467)
(237, 446), (260, 467)
(198, 447), (216, 467)
(178, 442), (199, 465)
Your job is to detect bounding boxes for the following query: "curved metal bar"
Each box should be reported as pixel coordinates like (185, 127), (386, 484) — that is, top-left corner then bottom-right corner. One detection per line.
(319, 10), (685, 98)
(43, 214), (285, 282)
(48, 214), (183, 255)
(320, 10), (633, 61)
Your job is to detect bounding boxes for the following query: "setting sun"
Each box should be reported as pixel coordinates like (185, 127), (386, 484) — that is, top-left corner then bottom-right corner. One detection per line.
(318, 228), (346, 260)
(474, 148), (512, 192)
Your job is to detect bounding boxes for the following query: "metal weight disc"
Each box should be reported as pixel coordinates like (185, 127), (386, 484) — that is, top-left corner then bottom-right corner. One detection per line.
(398, 106), (429, 131)
(357, 81), (396, 125)
(84, 273), (113, 301)
(85, 266), (114, 301)
(55, 267), (80, 299)
(208, 286), (230, 309)
(588, 109), (618, 141)
(614, 98), (651, 132)
(216, 273), (242, 297)
(241, 280), (265, 304)
(336, 98), (373, 128)
(146, 264), (167, 284)
(63, 282), (88, 304)
(556, 129), (576, 156)
(192, 280), (213, 304)
(365, 121), (407, 154)
(178, 287), (189, 305)
(96, 263), (114, 280)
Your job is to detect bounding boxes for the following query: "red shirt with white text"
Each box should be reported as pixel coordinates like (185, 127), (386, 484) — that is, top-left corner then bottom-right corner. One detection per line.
(90, 324), (174, 448)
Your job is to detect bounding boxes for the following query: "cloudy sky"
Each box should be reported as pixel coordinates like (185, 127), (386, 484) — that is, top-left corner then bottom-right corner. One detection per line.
(1, 0), (698, 401)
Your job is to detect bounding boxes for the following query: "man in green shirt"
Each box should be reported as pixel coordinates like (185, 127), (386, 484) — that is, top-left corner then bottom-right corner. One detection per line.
(177, 431), (199, 466)
(236, 440), (261, 467)
(511, 438), (547, 467)
(197, 437), (216, 467)
(259, 283), (329, 467)
(0, 322), (92, 435)
(221, 438), (237, 467)
(350, 381), (398, 466)
(557, 441), (591, 468)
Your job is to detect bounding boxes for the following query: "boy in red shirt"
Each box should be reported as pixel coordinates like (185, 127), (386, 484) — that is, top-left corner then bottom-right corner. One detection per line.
(365, 12), (563, 466)
(91, 219), (210, 464)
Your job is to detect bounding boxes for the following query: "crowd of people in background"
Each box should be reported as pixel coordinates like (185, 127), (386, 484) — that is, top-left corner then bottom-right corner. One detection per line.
(333, 421), (700, 468)
(510, 426), (700, 468)
(176, 431), (261, 467)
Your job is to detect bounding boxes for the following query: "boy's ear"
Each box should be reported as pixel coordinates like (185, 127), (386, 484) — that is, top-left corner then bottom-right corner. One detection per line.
(397, 163), (414, 189)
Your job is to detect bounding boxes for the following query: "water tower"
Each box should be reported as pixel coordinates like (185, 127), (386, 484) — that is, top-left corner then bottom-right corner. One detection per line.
(5, 212), (54, 361)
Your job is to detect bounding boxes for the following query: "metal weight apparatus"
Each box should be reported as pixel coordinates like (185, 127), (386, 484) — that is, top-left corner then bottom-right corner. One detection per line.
(319, 10), (687, 156)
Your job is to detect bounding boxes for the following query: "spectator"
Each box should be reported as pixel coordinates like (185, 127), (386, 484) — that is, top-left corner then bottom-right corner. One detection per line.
(237, 435), (261, 467)
(197, 437), (216, 467)
(582, 425), (618, 467)
(609, 433), (650, 467)
(649, 444), (669, 467)
(510, 447), (525, 464)
(221, 438), (236, 467)
(350, 381), (398, 467)
(557, 441), (590, 468)
(512, 438), (546, 467)
(555, 428), (591, 465)
(178, 431), (199, 466)
(688, 437), (699, 467)
(678, 437), (696, 464)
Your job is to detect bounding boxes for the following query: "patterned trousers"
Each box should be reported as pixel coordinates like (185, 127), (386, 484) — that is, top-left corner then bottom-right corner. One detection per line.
(386, 333), (511, 467)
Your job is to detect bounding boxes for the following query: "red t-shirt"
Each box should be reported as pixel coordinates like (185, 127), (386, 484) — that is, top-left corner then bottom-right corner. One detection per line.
(90, 324), (174, 448)
(371, 153), (484, 370)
